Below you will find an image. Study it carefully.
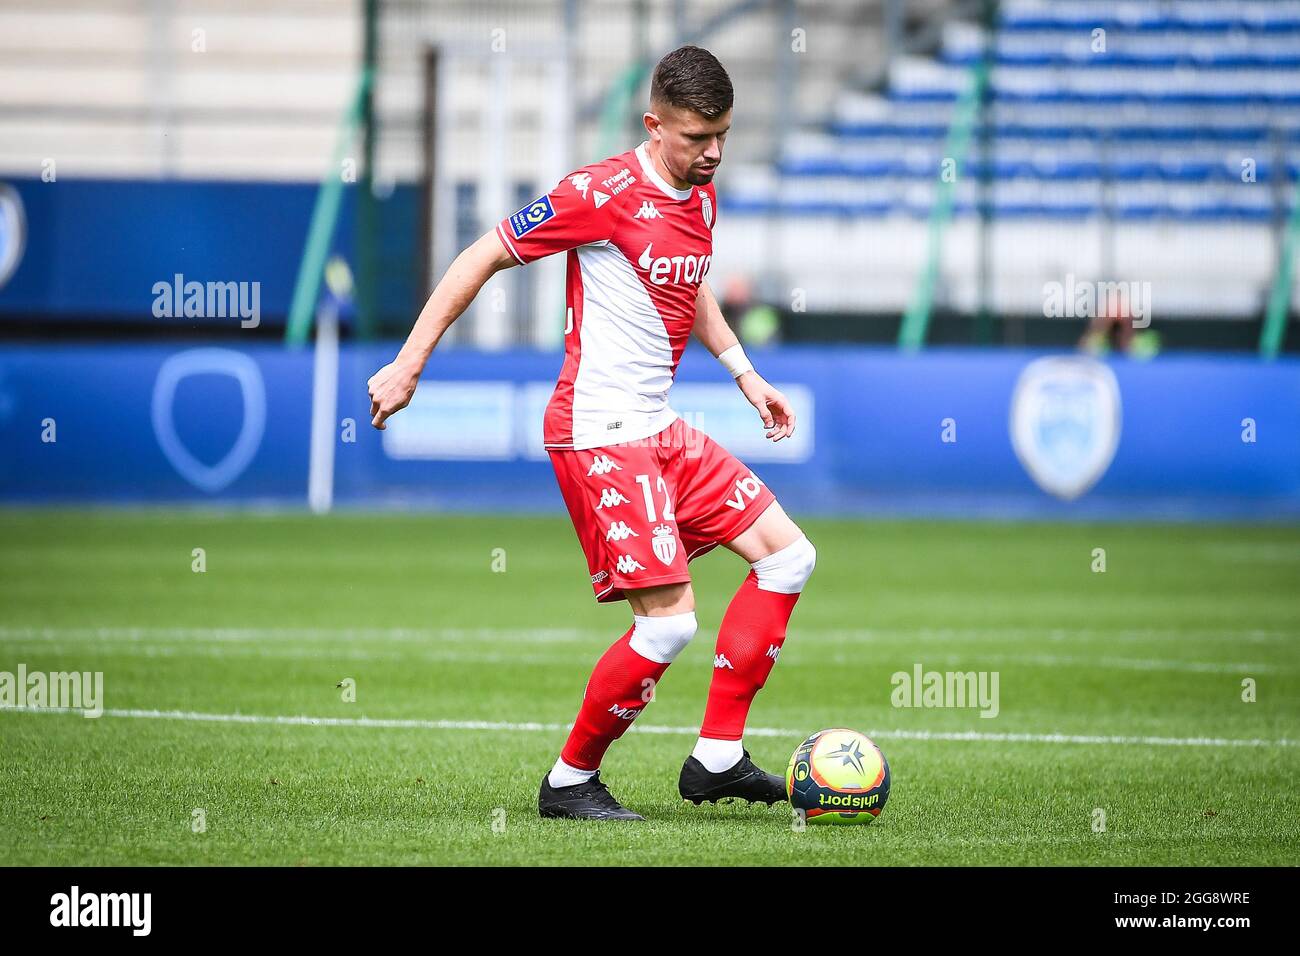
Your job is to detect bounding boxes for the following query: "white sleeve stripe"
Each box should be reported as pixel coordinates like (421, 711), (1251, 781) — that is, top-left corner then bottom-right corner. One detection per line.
(496, 223), (526, 265)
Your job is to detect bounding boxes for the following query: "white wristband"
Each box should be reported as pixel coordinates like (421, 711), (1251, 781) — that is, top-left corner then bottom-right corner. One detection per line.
(718, 343), (754, 379)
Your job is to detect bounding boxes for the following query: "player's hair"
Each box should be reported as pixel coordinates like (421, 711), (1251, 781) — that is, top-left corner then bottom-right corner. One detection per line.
(649, 45), (734, 119)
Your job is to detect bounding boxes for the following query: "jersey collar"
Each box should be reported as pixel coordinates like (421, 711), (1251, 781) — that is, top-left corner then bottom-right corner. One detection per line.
(636, 141), (693, 201)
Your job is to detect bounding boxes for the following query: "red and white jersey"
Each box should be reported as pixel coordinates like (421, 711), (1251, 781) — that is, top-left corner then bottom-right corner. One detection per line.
(495, 141), (717, 450)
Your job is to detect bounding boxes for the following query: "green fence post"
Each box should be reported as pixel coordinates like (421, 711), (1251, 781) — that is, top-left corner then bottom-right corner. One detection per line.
(285, 71), (371, 348)
(1261, 176), (1300, 359)
(897, 57), (989, 351)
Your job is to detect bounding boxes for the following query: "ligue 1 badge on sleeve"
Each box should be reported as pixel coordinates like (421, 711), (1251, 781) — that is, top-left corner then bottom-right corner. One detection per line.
(509, 194), (556, 239)
(1010, 356), (1121, 501)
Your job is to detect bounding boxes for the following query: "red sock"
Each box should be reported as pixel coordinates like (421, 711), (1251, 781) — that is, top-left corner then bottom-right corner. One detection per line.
(560, 626), (670, 771)
(700, 570), (801, 740)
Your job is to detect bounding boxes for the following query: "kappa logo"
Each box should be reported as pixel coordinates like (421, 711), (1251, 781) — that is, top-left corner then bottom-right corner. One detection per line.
(636, 242), (712, 286)
(714, 653), (734, 670)
(766, 644), (781, 661)
(591, 569), (610, 584)
(605, 522), (638, 541)
(595, 488), (631, 510)
(608, 703), (641, 720)
(651, 523), (678, 566)
(568, 173), (592, 199)
(635, 201), (662, 220)
(587, 455), (622, 476)
(723, 472), (766, 511)
(616, 554), (646, 574)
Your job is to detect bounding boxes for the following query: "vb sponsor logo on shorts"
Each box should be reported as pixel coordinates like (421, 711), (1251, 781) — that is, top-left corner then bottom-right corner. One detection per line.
(724, 472), (765, 511)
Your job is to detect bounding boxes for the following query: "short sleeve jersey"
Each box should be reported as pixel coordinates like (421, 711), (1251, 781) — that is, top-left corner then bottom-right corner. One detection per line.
(496, 141), (718, 450)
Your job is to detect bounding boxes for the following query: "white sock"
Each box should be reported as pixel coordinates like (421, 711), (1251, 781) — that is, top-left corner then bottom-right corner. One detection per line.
(548, 757), (597, 788)
(692, 736), (743, 773)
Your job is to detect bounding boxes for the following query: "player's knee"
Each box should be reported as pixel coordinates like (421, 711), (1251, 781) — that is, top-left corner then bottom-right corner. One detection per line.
(629, 610), (698, 663)
(751, 533), (816, 594)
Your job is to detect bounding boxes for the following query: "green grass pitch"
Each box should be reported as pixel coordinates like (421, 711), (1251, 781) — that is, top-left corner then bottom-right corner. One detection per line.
(1, 508), (1297, 865)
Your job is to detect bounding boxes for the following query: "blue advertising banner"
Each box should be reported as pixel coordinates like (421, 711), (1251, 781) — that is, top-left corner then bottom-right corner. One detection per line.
(0, 178), (417, 324)
(0, 343), (1296, 519)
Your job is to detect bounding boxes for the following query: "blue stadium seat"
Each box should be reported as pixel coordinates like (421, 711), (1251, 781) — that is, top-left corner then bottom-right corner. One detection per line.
(740, 2), (1300, 222)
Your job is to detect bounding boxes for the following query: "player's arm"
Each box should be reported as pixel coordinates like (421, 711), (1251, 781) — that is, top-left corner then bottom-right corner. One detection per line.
(367, 229), (517, 430)
(693, 280), (795, 442)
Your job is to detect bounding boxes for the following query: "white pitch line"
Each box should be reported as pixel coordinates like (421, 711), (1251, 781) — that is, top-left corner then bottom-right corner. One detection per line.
(885, 653), (1281, 675)
(2, 629), (1289, 675)
(1, 705), (1294, 748)
(1, 626), (1294, 645)
(0, 642), (593, 666)
(0, 626), (602, 645)
(3, 626), (1295, 671)
(816, 628), (1297, 645)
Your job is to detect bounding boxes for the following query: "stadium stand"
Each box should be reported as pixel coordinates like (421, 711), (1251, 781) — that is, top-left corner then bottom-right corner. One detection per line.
(1, 1), (1295, 333)
(714, 0), (1300, 321)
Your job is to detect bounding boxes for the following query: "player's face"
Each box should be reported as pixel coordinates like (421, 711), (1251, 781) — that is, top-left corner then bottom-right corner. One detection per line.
(645, 105), (731, 187)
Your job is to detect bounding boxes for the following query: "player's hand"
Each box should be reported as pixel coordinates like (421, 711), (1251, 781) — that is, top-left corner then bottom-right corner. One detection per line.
(367, 358), (423, 430)
(737, 371), (795, 442)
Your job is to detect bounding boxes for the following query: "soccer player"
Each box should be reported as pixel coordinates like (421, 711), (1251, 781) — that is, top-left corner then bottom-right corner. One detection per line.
(367, 45), (816, 821)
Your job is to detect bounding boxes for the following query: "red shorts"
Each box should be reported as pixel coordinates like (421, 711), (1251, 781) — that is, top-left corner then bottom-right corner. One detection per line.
(549, 417), (777, 603)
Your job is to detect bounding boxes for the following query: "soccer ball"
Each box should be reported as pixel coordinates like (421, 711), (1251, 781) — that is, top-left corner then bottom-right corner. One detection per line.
(786, 728), (890, 825)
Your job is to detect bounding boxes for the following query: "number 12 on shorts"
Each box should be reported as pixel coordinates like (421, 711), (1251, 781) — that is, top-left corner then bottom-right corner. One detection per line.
(634, 474), (675, 522)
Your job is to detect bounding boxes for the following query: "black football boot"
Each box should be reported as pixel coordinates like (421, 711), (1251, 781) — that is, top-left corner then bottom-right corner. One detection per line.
(678, 749), (787, 806)
(538, 771), (646, 821)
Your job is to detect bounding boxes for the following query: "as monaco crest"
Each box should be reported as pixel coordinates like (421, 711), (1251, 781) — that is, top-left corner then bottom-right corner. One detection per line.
(1009, 356), (1121, 501)
(652, 524), (678, 565)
